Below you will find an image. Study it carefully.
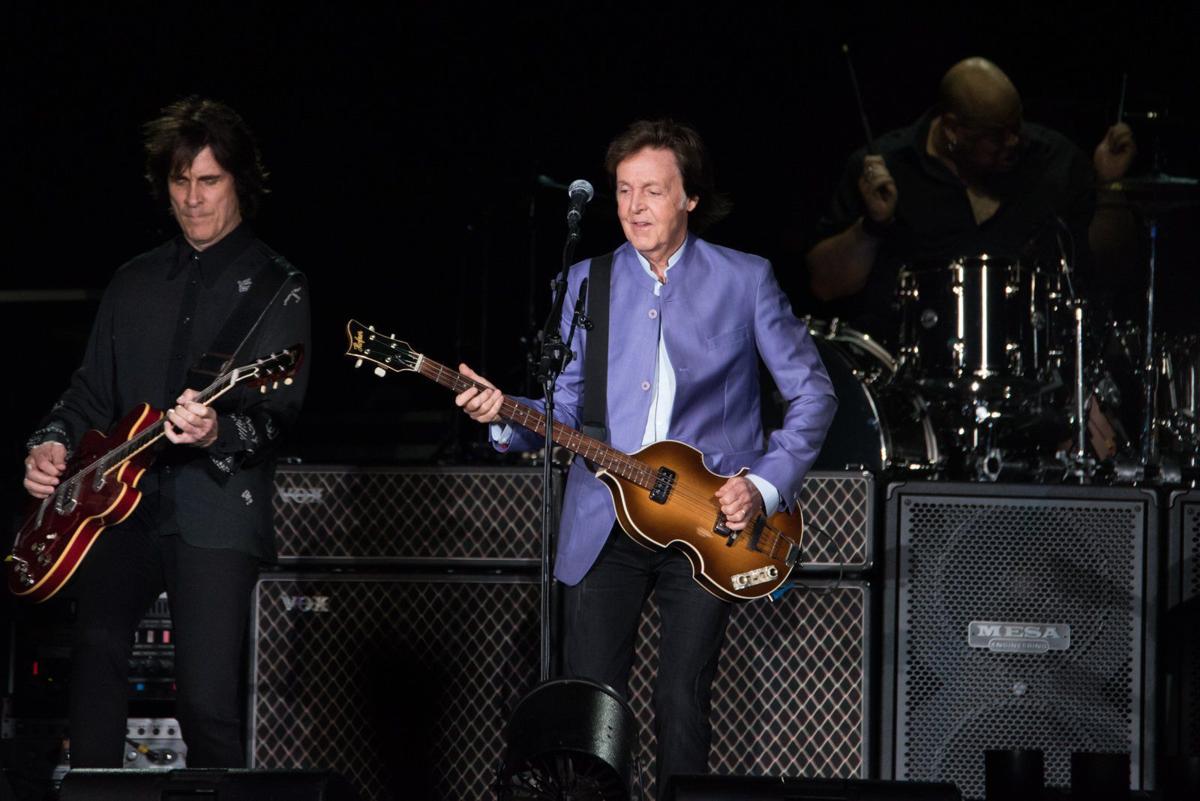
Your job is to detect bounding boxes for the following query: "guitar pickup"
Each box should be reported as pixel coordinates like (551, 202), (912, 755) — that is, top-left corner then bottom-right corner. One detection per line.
(649, 466), (676, 504)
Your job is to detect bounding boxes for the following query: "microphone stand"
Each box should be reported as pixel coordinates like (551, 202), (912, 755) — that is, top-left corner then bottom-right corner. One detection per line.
(535, 222), (589, 681)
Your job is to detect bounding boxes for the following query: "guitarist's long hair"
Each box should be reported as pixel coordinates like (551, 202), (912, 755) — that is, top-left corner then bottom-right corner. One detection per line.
(142, 95), (270, 219)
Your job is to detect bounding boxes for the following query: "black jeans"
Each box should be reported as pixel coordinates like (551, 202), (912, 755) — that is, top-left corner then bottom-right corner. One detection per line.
(66, 504), (260, 768)
(561, 527), (732, 796)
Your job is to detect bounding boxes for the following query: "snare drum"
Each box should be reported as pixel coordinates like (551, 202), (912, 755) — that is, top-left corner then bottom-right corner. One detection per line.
(807, 319), (942, 473)
(897, 255), (1065, 391)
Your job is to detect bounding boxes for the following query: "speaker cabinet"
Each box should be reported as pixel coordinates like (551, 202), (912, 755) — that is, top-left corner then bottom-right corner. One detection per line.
(630, 580), (873, 799)
(881, 482), (1158, 798)
(272, 465), (550, 565)
(248, 573), (540, 801)
(1166, 490), (1200, 757)
(270, 467), (873, 571)
(1167, 488), (1200, 607)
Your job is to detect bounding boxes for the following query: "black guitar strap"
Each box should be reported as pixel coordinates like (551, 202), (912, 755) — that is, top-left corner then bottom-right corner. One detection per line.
(581, 251), (614, 442)
(187, 254), (299, 387)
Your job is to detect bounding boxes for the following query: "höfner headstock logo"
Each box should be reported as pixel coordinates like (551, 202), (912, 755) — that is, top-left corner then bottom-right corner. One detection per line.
(968, 621), (1071, 653)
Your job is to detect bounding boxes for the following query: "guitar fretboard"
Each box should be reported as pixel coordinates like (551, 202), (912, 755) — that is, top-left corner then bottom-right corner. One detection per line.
(417, 357), (656, 489)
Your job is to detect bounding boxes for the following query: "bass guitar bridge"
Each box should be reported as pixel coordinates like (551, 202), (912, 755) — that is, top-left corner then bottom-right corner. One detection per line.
(649, 466), (676, 504)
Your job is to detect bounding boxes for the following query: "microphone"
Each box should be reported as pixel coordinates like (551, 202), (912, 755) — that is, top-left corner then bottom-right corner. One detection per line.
(566, 179), (594, 231)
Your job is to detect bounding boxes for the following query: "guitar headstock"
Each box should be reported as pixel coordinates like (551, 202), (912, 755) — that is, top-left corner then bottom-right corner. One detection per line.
(345, 319), (421, 377)
(230, 345), (304, 394)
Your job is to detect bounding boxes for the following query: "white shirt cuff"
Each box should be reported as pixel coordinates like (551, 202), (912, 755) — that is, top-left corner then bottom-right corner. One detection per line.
(490, 423), (513, 452)
(745, 473), (781, 517)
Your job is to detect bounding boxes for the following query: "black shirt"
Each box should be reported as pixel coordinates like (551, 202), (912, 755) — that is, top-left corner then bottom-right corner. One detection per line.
(29, 223), (311, 558)
(814, 110), (1096, 344)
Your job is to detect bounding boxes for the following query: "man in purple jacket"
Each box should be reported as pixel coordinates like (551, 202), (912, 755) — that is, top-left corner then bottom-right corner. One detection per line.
(457, 119), (836, 793)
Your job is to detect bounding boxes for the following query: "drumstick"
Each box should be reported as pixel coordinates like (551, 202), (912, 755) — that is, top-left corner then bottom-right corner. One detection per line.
(1116, 73), (1128, 123)
(842, 44), (877, 154)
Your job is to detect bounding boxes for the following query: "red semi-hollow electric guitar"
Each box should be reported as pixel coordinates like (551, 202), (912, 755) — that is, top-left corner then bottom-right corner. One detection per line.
(344, 320), (806, 601)
(7, 346), (303, 602)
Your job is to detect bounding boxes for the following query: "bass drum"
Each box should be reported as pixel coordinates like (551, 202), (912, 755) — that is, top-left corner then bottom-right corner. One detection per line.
(807, 320), (943, 474)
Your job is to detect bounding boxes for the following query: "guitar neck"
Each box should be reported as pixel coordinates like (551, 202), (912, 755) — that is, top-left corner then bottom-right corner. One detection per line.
(415, 356), (653, 488)
(94, 371), (241, 477)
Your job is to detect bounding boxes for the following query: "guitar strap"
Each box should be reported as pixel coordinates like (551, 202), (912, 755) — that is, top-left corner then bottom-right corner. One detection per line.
(580, 251), (614, 442)
(187, 254), (299, 388)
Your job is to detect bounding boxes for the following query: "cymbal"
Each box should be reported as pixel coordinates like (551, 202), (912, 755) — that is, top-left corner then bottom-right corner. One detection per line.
(1102, 172), (1199, 213)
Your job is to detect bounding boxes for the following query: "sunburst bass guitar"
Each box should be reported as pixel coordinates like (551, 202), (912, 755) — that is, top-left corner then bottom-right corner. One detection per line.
(344, 320), (804, 601)
(7, 346), (303, 603)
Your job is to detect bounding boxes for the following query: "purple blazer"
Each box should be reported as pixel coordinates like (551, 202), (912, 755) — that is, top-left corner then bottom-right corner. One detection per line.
(502, 234), (837, 585)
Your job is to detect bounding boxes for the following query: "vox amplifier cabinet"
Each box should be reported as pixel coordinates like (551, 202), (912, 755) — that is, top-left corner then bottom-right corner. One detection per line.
(629, 579), (874, 800)
(248, 572), (540, 801)
(272, 466), (871, 570)
(272, 465), (550, 566)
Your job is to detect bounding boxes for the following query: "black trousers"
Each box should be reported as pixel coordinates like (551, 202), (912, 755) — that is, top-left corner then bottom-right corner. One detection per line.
(561, 527), (732, 797)
(66, 504), (260, 768)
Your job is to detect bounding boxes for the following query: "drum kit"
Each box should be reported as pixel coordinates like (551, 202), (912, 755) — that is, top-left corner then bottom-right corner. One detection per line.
(809, 172), (1200, 485)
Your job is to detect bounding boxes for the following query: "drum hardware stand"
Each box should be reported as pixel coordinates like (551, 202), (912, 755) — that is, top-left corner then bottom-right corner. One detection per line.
(1066, 300), (1096, 482)
(1137, 217), (1161, 479)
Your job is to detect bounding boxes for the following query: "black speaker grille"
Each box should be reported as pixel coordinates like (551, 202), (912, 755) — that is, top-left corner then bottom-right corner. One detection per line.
(629, 582), (870, 799)
(892, 490), (1151, 798)
(272, 467), (545, 561)
(797, 472), (873, 570)
(272, 467), (870, 568)
(249, 574), (540, 801)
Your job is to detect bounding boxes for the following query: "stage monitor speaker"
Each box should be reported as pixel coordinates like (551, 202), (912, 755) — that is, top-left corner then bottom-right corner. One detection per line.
(630, 579), (873, 800)
(881, 482), (1158, 799)
(248, 572), (540, 801)
(59, 768), (357, 800)
(662, 774), (960, 800)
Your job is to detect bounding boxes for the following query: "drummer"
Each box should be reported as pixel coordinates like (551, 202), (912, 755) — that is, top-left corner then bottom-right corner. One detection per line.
(807, 56), (1136, 344)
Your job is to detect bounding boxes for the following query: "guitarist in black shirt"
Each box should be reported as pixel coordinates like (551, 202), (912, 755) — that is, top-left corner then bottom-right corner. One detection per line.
(20, 97), (310, 768)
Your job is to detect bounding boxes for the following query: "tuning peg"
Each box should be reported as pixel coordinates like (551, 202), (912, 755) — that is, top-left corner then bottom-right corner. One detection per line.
(354, 359), (363, 368)
(284, 377), (293, 386)
(272, 381), (280, 390)
(390, 333), (396, 338)
(259, 385), (267, 394)
(374, 367), (387, 378)
(368, 325), (376, 331)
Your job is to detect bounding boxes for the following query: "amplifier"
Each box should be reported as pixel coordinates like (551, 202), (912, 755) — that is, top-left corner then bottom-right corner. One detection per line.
(248, 572), (540, 801)
(272, 466), (872, 571)
(272, 465), (549, 565)
(881, 481), (1158, 798)
(630, 579), (874, 800)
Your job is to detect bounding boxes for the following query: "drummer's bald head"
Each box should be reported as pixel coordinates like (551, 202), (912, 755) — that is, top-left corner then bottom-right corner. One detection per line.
(938, 58), (1022, 126)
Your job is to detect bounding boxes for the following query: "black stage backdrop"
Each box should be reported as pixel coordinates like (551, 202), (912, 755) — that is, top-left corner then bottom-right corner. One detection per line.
(4, 1), (1198, 522)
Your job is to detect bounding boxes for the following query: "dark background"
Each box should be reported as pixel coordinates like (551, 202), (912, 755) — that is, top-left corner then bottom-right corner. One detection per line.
(4, 1), (1198, 523)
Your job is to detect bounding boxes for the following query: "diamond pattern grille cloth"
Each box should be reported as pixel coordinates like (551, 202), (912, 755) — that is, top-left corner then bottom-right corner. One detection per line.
(250, 575), (540, 801)
(629, 583), (869, 799)
(273, 467), (872, 568)
(273, 467), (546, 560)
(895, 494), (1148, 799)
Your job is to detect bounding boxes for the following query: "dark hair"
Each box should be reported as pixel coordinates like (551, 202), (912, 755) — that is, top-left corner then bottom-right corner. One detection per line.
(142, 96), (269, 218)
(603, 118), (731, 232)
